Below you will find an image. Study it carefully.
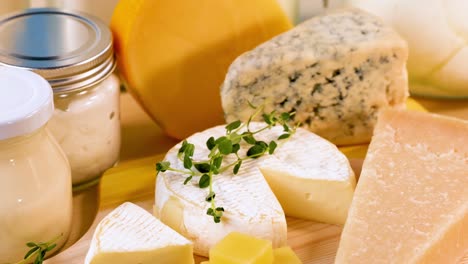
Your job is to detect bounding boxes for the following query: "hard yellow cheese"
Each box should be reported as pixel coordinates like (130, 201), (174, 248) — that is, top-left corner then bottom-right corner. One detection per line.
(273, 247), (302, 264)
(209, 232), (273, 264)
(336, 110), (468, 263)
(111, 0), (291, 139)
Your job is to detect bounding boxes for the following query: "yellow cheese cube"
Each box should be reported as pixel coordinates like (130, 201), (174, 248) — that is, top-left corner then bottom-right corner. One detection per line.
(209, 232), (273, 264)
(273, 247), (302, 264)
(200, 262), (210, 264)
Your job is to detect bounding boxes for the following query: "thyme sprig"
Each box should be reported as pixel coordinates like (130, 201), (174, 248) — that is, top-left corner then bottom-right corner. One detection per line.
(156, 105), (299, 223)
(9, 234), (62, 264)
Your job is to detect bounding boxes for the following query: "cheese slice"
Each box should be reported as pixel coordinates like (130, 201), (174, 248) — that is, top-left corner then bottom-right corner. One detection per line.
(111, 0), (291, 139)
(336, 110), (468, 263)
(155, 122), (355, 256)
(85, 202), (194, 264)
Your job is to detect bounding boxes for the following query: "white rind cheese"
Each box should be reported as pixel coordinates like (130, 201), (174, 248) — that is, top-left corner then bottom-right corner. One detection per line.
(154, 122), (355, 256)
(221, 8), (409, 145)
(85, 202), (194, 264)
(155, 124), (288, 257)
(260, 129), (356, 225)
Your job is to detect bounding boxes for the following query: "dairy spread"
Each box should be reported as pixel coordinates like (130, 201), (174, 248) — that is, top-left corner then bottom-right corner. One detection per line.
(48, 74), (121, 185)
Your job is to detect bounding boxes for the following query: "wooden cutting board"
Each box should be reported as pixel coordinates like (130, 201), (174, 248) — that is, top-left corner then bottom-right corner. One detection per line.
(45, 99), (467, 263)
(46, 154), (346, 264)
(46, 153), (468, 264)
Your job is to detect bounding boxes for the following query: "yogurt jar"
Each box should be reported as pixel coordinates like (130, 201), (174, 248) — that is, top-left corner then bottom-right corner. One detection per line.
(0, 67), (72, 263)
(0, 8), (121, 186)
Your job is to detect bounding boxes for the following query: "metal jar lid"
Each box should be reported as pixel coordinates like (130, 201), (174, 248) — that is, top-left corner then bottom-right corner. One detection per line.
(0, 8), (115, 93)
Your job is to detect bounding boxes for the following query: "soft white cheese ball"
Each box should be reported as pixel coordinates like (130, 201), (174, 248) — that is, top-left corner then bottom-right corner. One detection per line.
(347, 0), (468, 97)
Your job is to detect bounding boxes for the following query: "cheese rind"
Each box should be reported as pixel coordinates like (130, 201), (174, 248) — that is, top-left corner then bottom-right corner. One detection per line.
(85, 202), (194, 264)
(221, 8), (408, 145)
(111, 0), (291, 139)
(335, 110), (468, 263)
(260, 128), (355, 225)
(155, 122), (355, 256)
(261, 169), (355, 225)
(155, 124), (287, 256)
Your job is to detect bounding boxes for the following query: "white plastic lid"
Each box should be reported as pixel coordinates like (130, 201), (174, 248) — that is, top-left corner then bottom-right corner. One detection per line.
(0, 66), (54, 140)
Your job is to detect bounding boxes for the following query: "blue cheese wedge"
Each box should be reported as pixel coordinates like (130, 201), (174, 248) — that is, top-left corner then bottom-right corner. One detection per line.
(154, 122), (355, 257)
(221, 8), (409, 145)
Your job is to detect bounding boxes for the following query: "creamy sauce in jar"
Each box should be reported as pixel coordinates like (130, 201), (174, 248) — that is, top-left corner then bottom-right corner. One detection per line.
(0, 129), (72, 262)
(0, 67), (72, 263)
(48, 74), (121, 185)
(0, 8), (121, 187)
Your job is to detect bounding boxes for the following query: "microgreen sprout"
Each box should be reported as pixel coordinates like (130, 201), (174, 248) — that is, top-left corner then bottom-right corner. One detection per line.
(156, 104), (298, 223)
(10, 234), (62, 264)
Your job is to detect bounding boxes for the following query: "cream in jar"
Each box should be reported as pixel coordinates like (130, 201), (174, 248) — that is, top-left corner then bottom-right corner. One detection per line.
(0, 8), (121, 186)
(0, 67), (72, 263)
(48, 75), (121, 184)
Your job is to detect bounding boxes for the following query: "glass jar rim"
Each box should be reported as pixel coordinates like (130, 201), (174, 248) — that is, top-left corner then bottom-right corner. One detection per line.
(0, 8), (116, 93)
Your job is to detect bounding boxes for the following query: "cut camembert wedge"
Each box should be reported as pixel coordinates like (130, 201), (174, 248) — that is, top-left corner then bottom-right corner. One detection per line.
(85, 202), (194, 264)
(155, 122), (355, 256)
(336, 110), (468, 263)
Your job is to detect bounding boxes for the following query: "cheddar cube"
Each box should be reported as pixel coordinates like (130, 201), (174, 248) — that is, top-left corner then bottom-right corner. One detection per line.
(209, 232), (273, 264)
(273, 247), (302, 264)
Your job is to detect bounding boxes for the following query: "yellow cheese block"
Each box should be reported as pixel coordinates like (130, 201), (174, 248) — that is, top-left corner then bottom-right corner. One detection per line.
(111, 0), (291, 139)
(204, 246), (302, 264)
(209, 232), (273, 264)
(336, 110), (468, 263)
(273, 247), (302, 264)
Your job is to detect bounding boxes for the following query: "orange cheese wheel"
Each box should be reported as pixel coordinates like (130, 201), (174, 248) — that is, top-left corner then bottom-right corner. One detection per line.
(111, 0), (292, 139)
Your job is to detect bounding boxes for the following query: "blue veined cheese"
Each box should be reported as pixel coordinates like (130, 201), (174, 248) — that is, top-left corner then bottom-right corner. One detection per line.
(221, 8), (409, 145)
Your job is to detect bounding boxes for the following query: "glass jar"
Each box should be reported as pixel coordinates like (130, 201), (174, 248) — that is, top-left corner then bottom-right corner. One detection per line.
(48, 74), (121, 186)
(0, 67), (72, 263)
(0, 8), (121, 187)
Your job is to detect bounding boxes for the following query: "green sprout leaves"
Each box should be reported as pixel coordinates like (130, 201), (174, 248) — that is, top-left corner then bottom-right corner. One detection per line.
(199, 174), (210, 188)
(155, 107), (298, 223)
(207, 207), (224, 223)
(156, 161), (170, 172)
(12, 235), (62, 264)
